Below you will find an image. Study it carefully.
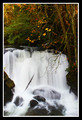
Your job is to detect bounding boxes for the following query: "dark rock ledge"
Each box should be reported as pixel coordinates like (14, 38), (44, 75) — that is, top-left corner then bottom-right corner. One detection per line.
(4, 71), (15, 105)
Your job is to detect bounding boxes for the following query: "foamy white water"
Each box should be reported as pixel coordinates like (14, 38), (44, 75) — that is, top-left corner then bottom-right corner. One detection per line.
(3, 47), (78, 117)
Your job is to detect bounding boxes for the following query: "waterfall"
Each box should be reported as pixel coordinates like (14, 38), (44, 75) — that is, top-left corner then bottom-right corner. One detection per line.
(3, 47), (78, 117)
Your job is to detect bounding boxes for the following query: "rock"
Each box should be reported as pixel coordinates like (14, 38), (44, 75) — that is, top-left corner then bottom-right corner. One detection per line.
(48, 106), (64, 115)
(33, 88), (61, 100)
(49, 101), (66, 115)
(66, 68), (77, 96)
(4, 111), (9, 116)
(4, 72), (15, 89)
(26, 107), (48, 115)
(30, 99), (38, 108)
(26, 94), (65, 116)
(51, 90), (61, 99)
(14, 96), (24, 106)
(33, 95), (46, 102)
(4, 84), (13, 106)
(26, 102), (65, 116)
(4, 72), (15, 105)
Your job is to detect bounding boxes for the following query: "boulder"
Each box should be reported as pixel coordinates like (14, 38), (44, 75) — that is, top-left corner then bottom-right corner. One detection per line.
(26, 107), (48, 115)
(66, 68), (77, 96)
(33, 88), (61, 100)
(4, 71), (15, 88)
(14, 96), (24, 106)
(33, 95), (46, 102)
(4, 84), (13, 106)
(26, 95), (65, 116)
(48, 106), (64, 115)
(48, 101), (66, 115)
(26, 102), (65, 116)
(30, 99), (38, 108)
(4, 71), (15, 105)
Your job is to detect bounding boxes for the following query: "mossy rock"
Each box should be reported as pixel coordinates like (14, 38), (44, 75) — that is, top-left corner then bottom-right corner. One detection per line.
(4, 71), (15, 88)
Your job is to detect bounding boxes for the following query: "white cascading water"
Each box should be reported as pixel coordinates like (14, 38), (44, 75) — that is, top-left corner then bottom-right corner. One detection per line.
(3, 47), (78, 117)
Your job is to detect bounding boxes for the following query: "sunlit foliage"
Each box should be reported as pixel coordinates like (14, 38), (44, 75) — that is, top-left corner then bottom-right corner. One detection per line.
(4, 3), (78, 66)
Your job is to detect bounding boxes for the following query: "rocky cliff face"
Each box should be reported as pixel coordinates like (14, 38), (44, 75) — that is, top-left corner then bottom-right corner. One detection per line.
(66, 68), (77, 96)
(4, 71), (15, 105)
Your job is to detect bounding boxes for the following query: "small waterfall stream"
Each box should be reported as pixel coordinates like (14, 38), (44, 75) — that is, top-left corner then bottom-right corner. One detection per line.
(3, 47), (78, 116)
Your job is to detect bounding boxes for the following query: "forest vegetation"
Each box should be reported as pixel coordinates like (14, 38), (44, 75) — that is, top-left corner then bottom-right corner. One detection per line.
(4, 3), (78, 75)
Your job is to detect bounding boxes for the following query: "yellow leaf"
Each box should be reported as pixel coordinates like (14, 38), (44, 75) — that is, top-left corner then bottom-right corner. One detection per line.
(26, 37), (30, 40)
(45, 28), (48, 31)
(43, 33), (46, 36)
(38, 36), (40, 40)
(48, 29), (51, 32)
(31, 40), (34, 43)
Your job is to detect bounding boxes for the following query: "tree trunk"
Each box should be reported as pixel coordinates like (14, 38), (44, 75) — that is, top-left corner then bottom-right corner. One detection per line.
(66, 4), (78, 65)
(71, 5), (77, 65)
(55, 4), (72, 66)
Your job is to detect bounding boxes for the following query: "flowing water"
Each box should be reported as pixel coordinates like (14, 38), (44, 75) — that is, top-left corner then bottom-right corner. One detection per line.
(3, 47), (78, 117)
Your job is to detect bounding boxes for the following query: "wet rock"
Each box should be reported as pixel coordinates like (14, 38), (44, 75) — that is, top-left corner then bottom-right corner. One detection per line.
(33, 88), (61, 99)
(48, 106), (63, 115)
(26, 95), (65, 116)
(26, 103), (65, 116)
(4, 111), (9, 116)
(33, 95), (46, 102)
(14, 96), (24, 106)
(48, 101), (66, 115)
(4, 84), (13, 106)
(26, 107), (48, 115)
(4, 72), (15, 105)
(4, 72), (15, 89)
(66, 68), (77, 96)
(30, 99), (38, 108)
(51, 90), (61, 99)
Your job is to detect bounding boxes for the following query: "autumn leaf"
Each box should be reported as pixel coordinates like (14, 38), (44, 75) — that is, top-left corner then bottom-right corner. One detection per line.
(38, 36), (40, 40)
(45, 28), (48, 31)
(26, 37), (30, 40)
(31, 40), (34, 43)
(48, 29), (51, 32)
(43, 33), (46, 36)
(32, 30), (36, 33)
